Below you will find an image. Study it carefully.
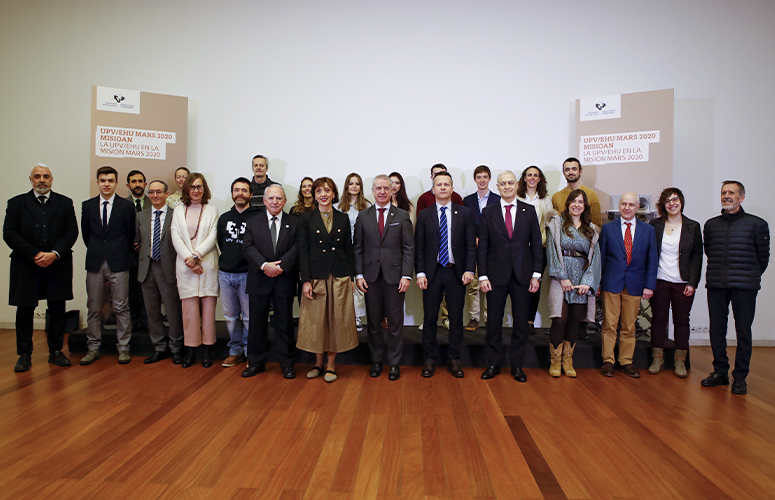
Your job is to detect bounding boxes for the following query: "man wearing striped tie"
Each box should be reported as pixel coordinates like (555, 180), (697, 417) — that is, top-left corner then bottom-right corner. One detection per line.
(415, 171), (476, 378)
(598, 192), (658, 378)
(135, 180), (184, 364)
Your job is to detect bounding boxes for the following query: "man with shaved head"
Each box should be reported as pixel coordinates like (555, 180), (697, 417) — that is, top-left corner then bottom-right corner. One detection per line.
(4, 163), (79, 372)
(598, 192), (658, 378)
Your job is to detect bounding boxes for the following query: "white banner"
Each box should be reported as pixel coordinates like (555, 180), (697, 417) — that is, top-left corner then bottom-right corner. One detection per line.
(95, 126), (176, 160)
(579, 130), (660, 165)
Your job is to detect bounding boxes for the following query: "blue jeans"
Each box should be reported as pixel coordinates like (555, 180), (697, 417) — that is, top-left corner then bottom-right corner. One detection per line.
(219, 271), (249, 355)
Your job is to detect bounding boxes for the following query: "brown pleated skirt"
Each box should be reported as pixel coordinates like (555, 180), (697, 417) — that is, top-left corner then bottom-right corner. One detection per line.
(296, 275), (358, 354)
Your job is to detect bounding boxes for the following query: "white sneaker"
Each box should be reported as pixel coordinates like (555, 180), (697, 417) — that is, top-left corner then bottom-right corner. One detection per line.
(356, 317), (363, 331)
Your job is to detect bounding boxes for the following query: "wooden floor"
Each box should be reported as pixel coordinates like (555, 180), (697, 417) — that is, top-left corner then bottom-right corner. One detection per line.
(2, 330), (775, 500)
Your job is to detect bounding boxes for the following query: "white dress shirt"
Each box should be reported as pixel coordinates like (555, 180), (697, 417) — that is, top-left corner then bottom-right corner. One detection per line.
(100, 194), (116, 225)
(620, 216), (637, 240)
(150, 205), (168, 250)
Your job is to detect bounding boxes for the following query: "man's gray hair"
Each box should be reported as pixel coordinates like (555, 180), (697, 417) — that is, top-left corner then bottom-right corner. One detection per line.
(497, 170), (516, 183)
(148, 179), (169, 192)
(30, 163), (50, 174)
(722, 180), (746, 196)
(265, 183), (286, 198)
(372, 174), (391, 187)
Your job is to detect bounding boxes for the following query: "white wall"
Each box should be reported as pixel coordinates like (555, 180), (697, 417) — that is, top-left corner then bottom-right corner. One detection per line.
(2, 0), (774, 342)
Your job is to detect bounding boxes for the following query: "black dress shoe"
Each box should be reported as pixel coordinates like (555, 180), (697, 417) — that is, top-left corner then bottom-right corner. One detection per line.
(701, 371), (729, 387)
(201, 345), (213, 368)
(242, 365), (266, 378)
(481, 366), (501, 380)
(511, 367), (528, 383)
(172, 351), (183, 365)
(181, 348), (195, 369)
(14, 354), (31, 373)
(731, 378), (748, 395)
(447, 359), (464, 378)
(48, 350), (71, 367)
(388, 365), (400, 381)
(144, 351), (170, 364)
(421, 359), (436, 378)
(283, 366), (297, 379)
(369, 362), (383, 377)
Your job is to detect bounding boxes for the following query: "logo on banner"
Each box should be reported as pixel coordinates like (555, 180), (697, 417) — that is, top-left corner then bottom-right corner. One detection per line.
(580, 94), (621, 121)
(96, 87), (140, 115)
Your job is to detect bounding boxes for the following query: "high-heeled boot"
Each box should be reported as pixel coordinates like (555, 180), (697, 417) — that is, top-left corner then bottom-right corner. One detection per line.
(202, 345), (213, 368)
(549, 343), (562, 377)
(562, 341), (576, 378)
(181, 346), (195, 368)
(674, 349), (688, 378)
(648, 347), (664, 374)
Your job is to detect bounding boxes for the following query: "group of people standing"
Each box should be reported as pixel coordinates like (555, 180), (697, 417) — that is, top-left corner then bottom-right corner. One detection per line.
(4, 157), (769, 394)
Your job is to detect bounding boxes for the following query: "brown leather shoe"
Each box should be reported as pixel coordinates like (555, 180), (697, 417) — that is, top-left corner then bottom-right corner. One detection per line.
(465, 319), (479, 331)
(601, 362), (614, 377)
(617, 363), (641, 378)
(421, 359), (435, 378)
(447, 359), (464, 378)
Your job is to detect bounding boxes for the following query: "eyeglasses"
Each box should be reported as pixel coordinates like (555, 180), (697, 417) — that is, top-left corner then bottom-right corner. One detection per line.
(148, 190), (166, 195)
(666, 197), (680, 204)
(190, 185), (205, 191)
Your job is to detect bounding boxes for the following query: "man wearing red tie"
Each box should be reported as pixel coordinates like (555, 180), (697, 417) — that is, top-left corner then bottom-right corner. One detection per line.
(478, 170), (543, 382)
(598, 192), (658, 378)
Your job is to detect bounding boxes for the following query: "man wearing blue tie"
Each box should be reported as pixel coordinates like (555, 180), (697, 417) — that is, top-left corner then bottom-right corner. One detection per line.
(415, 171), (476, 378)
(598, 192), (658, 378)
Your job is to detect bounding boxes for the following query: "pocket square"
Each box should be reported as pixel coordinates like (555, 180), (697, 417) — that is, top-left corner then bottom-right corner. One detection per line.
(389, 222), (399, 226)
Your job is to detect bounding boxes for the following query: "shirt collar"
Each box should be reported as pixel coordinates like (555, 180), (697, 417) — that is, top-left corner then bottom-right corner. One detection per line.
(152, 205), (167, 214)
(436, 201), (452, 211)
(267, 210), (282, 222)
(100, 194), (116, 205)
(500, 198), (516, 208)
(478, 191), (489, 202)
(621, 217), (635, 227)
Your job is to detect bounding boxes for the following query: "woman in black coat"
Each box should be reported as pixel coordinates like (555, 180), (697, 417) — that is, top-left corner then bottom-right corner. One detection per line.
(648, 187), (703, 377)
(296, 177), (357, 382)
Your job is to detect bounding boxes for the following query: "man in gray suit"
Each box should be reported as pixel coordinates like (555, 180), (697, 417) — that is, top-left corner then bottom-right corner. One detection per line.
(135, 180), (184, 364)
(354, 174), (414, 380)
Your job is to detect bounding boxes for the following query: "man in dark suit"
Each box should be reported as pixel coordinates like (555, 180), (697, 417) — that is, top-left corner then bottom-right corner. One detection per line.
(354, 174), (414, 380)
(81, 165), (136, 365)
(241, 184), (300, 379)
(598, 191), (658, 378)
(478, 170), (542, 383)
(415, 171), (476, 378)
(135, 180), (184, 364)
(126, 169), (150, 331)
(462, 165), (500, 331)
(4, 163), (79, 372)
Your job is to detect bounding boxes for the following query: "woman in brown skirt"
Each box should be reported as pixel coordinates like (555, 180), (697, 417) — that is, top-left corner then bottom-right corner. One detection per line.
(297, 177), (358, 382)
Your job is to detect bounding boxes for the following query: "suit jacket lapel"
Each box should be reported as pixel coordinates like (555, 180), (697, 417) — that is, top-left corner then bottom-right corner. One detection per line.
(160, 207), (173, 240)
(512, 203), (527, 236)
(312, 210), (333, 244)
(24, 191), (47, 225)
(495, 204), (510, 239)
(275, 213), (292, 254)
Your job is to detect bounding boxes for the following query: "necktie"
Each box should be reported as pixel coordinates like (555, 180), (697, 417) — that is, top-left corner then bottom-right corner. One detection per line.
(439, 206), (449, 267)
(38, 195), (46, 205)
(135, 199), (142, 212)
(624, 222), (633, 265)
(378, 207), (386, 238)
(505, 204), (513, 238)
(271, 216), (278, 253)
(152, 210), (162, 261)
(102, 200), (109, 230)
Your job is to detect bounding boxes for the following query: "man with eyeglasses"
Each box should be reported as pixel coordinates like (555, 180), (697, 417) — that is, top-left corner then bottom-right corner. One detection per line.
(135, 180), (184, 364)
(478, 170), (542, 382)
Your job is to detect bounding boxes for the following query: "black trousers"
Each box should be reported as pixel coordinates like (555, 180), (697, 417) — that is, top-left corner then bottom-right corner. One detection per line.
(365, 270), (405, 365)
(485, 278), (530, 368)
(248, 292), (296, 369)
(422, 265), (465, 361)
(708, 288), (757, 380)
(16, 301), (66, 355)
(128, 264), (147, 328)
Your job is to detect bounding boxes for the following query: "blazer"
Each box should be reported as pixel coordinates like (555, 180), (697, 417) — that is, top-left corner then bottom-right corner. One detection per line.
(135, 206), (177, 284)
(650, 215), (703, 288)
(599, 217), (658, 295)
(3, 190), (79, 306)
(81, 194), (136, 273)
(126, 194), (152, 212)
(298, 208), (354, 282)
(243, 211), (299, 296)
(463, 190), (500, 238)
(170, 203), (220, 298)
(477, 200), (542, 286)
(414, 203), (476, 283)
(354, 204), (414, 284)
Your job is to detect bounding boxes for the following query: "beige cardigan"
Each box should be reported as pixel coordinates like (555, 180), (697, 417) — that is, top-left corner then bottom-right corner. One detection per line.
(170, 203), (220, 298)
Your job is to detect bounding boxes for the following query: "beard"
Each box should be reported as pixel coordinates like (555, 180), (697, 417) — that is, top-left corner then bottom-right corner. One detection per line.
(234, 196), (249, 207)
(33, 184), (51, 195)
(131, 186), (145, 197)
